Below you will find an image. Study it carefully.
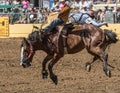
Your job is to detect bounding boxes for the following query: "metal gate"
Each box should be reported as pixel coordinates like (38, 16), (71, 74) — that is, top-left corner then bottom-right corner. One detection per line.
(0, 17), (9, 37)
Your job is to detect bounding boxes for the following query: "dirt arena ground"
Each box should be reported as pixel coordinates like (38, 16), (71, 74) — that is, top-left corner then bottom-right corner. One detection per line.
(0, 38), (120, 93)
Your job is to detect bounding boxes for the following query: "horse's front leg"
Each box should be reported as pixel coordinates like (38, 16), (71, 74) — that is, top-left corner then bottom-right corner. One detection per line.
(42, 55), (52, 79)
(48, 54), (61, 85)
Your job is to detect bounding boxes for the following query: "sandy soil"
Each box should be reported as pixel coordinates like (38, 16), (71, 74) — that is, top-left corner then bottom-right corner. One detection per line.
(0, 38), (120, 93)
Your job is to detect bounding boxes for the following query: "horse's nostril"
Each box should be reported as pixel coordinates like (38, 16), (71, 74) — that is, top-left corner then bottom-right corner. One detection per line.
(20, 62), (23, 66)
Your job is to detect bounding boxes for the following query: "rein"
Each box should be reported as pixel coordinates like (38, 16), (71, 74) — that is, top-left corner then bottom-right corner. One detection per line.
(27, 40), (35, 59)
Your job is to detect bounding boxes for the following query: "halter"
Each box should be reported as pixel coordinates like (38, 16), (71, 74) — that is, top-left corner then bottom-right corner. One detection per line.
(20, 40), (35, 63)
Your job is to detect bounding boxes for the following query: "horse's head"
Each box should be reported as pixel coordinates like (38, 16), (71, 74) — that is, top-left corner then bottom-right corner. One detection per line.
(20, 38), (35, 68)
(20, 31), (44, 68)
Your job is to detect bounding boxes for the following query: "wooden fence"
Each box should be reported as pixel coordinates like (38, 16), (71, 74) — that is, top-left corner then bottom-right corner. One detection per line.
(7, 24), (120, 40)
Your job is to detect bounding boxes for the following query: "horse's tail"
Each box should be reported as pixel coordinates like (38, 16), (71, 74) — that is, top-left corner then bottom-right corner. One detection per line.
(104, 29), (118, 44)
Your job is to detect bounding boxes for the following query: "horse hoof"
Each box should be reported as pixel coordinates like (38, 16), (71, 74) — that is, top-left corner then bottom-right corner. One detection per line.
(50, 75), (58, 85)
(85, 62), (91, 72)
(42, 70), (48, 79)
(106, 70), (111, 77)
(103, 68), (111, 77)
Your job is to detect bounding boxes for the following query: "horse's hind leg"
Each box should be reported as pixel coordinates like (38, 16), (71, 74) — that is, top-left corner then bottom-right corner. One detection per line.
(88, 47), (111, 77)
(102, 52), (111, 77)
(42, 55), (52, 79)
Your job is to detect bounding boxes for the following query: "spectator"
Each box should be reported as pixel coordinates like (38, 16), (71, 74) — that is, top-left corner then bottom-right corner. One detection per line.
(84, 0), (93, 10)
(74, 0), (81, 10)
(96, 9), (102, 21)
(93, 0), (98, 4)
(19, 11), (27, 23)
(80, 5), (88, 13)
(104, 6), (110, 13)
(59, 0), (66, 10)
(116, 7), (120, 23)
(12, 0), (20, 4)
(79, 0), (85, 10)
(5, 0), (11, 5)
(97, 9), (105, 22)
(34, 9), (43, 23)
(21, 0), (29, 13)
(110, 7), (116, 13)
(51, 0), (60, 12)
(10, 7), (21, 24)
(29, 8), (37, 23)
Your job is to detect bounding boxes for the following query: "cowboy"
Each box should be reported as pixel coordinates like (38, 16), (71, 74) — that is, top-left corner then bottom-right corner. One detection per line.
(41, 1), (71, 36)
(69, 10), (108, 27)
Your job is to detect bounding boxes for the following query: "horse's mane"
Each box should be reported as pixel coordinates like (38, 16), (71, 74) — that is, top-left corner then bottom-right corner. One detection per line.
(28, 31), (40, 41)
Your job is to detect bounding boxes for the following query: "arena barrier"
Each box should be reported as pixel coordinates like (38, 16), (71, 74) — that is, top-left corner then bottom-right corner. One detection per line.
(0, 17), (9, 37)
(6, 24), (120, 40)
(8, 23), (50, 38)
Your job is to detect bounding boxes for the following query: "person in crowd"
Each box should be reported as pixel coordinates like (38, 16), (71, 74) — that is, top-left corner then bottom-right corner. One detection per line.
(79, 0), (85, 10)
(69, 9), (108, 27)
(10, 7), (21, 24)
(34, 9), (43, 24)
(29, 8), (37, 23)
(51, 0), (60, 12)
(59, 0), (67, 10)
(104, 6), (110, 13)
(97, 9), (103, 22)
(21, 0), (29, 13)
(73, 0), (81, 10)
(12, 0), (20, 4)
(19, 11), (27, 23)
(5, 0), (11, 5)
(84, 0), (93, 10)
(80, 5), (88, 13)
(116, 7), (120, 23)
(99, 10), (105, 22)
(110, 7), (116, 13)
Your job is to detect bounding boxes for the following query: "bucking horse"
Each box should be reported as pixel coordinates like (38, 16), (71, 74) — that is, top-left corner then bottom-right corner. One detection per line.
(20, 24), (118, 85)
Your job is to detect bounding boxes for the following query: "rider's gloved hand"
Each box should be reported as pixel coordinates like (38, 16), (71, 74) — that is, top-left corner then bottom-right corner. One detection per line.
(104, 22), (108, 27)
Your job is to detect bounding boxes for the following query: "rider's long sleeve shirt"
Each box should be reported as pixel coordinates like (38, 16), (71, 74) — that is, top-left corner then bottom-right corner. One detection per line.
(69, 12), (107, 27)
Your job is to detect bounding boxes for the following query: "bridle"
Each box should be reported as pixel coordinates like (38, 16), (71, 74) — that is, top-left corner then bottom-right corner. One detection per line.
(21, 40), (35, 63)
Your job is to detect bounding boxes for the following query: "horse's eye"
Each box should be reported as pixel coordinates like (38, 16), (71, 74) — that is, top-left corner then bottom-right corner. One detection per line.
(25, 50), (30, 54)
(24, 50), (28, 52)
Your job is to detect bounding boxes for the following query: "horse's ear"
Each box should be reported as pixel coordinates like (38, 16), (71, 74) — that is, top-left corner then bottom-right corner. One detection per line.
(23, 37), (26, 41)
(21, 38), (27, 45)
(22, 38), (27, 42)
(21, 38), (28, 47)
